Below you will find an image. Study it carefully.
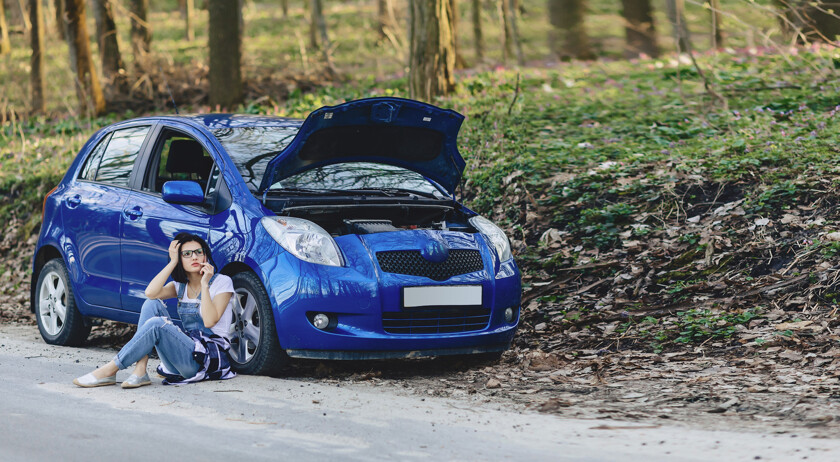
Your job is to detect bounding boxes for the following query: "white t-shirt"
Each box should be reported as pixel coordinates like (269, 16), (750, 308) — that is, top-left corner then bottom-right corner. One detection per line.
(173, 274), (235, 339)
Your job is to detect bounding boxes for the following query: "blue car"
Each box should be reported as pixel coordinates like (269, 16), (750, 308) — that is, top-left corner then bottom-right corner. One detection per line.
(31, 97), (521, 375)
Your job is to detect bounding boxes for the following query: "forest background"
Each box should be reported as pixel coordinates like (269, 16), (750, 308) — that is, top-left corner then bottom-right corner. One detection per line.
(2, 0), (840, 427)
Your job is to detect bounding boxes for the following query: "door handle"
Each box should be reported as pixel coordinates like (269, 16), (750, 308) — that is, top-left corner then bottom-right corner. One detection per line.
(124, 208), (143, 219)
(66, 195), (81, 207)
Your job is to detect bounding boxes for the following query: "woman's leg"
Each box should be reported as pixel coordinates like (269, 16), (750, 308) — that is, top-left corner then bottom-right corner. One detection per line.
(113, 316), (199, 378)
(130, 299), (171, 376)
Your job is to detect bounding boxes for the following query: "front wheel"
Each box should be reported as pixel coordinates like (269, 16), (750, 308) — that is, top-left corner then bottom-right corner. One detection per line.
(228, 272), (288, 375)
(35, 259), (90, 346)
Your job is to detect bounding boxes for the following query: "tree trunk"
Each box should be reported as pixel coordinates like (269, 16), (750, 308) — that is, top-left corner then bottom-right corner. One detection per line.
(0, 0), (11, 55)
(30, 0), (45, 113)
(664, 0), (690, 52)
(208, 0), (242, 108)
(93, 0), (127, 90)
(309, 0), (335, 74)
(309, 0), (321, 49)
(449, 0), (467, 68)
(408, 0), (456, 101)
(281, 0), (288, 18)
(129, 0), (151, 71)
(53, 0), (64, 40)
(709, 0), (723, 47)
(16, 0), (31, 31)
(548, 0), (593, 60)
(620, 0), (659, 58)
(471, 0), (483, 62)
(499, 0), (512, 61)
(507, 0), (524, 65)
(185, 0), (194, 41)
(63, 0), (106, 116)
(377, 0), (392, 40)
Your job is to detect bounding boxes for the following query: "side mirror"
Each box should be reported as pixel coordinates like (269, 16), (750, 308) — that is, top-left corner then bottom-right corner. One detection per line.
(162, 181), (205, 204)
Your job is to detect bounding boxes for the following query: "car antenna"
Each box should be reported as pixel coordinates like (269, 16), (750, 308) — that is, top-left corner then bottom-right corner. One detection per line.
(159, 65), (180, 115)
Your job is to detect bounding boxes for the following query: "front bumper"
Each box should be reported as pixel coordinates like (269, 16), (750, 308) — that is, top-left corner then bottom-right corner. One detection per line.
(259, 232), (521, 358)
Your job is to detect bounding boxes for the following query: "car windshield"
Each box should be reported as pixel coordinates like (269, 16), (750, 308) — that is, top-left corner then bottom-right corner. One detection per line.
(271, 162), (446, 198)
(212, 126), (300, 192)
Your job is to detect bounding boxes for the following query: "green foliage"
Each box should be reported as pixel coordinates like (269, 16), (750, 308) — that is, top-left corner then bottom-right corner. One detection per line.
(674, 308), (761, 344)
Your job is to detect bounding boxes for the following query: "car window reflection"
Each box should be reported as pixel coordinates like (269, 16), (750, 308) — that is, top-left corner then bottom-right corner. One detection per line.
(274, 162), (444, 197)
(213, 127), (298, 192)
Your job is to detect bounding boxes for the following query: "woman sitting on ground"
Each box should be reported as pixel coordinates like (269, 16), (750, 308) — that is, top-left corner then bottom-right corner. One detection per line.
(74, 233), (236, 388)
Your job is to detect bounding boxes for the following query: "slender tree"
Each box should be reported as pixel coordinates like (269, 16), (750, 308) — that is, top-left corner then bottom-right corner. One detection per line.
(548, 0), (593, 60)
(309, 0), (322, 49)
(507, 0), (524, 65)
(185, 0), (194, 41)
(0, 0), (10, 55)
(30, 0), (45, 113)
(499, 0), (512, 61)
(53, 0), (64, 40)
(16, 0), (31, 31)
(377, 0), (394, 40)
(129, 0), (151, 70)
(449, 0), (467, 68)
(709, 0), (724, 47)
(471, 0), (483, 62)
(665, 0), (690, 52)
(63, 0), (106, 115)
(309, 0), (335, 74)
(408, 0), (456, 101)
(208, 0), (242, 108)
(281, 0), (288, 18)
(93, 0), (127, 90)
(620, 0), (659, 58)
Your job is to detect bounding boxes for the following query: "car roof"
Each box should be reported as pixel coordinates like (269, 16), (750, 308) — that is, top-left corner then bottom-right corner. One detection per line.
(126, 114), (304, 130)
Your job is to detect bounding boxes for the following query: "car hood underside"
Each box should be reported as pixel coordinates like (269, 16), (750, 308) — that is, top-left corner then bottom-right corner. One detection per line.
(258, 97), (467, 194)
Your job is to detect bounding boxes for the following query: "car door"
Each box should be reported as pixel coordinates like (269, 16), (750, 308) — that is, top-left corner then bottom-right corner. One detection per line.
(61, 124), (153, 309)
(119, 124), (221, 314)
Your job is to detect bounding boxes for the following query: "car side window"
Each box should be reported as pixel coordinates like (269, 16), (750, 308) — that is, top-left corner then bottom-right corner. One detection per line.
(94, 126), (151, 187)
(78, 132), (112, 181)
(145, 130), (216, 196)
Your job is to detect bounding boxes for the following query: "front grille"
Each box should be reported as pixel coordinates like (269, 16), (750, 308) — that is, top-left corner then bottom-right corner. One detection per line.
(376, 250), (483, 281)
(382, 308), (490, 334)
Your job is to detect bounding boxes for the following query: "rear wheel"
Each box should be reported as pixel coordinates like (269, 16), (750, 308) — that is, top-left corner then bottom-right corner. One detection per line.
(35, 259), (90, 346)
(228, 272), (288, 375)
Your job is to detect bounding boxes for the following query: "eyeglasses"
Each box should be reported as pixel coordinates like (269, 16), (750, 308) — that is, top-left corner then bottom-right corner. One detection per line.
(180, 248), (205, 258)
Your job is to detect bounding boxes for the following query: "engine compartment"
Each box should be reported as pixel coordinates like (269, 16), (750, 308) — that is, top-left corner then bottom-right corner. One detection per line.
(262, 195), (477, 236)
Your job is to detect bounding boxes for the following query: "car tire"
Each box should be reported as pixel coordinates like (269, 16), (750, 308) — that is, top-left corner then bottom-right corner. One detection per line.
(229, 271), (288, 376)
(35, 259), (91, 346)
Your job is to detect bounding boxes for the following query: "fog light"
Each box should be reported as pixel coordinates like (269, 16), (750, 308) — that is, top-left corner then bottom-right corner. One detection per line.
(504, 308), (514, 323)
(313, 313), (330, 330)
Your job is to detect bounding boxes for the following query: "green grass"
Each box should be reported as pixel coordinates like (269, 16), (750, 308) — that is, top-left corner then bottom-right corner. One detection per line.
(1, 1), (839, 351)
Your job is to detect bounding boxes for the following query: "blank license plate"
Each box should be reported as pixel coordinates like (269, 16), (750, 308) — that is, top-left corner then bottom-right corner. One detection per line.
(403, 285), (482, 308)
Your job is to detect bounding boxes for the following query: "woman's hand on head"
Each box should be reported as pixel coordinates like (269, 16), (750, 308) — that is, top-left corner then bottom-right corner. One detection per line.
(200, 262), (214, 286)
(168, 240), (181, 265)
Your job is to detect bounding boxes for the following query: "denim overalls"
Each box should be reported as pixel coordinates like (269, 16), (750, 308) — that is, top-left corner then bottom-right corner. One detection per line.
(114, 274), (236, 383)
(175, 274), (218, 337)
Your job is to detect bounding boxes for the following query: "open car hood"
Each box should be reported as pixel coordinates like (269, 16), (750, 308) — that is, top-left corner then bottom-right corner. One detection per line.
(258, 97), (466, 194)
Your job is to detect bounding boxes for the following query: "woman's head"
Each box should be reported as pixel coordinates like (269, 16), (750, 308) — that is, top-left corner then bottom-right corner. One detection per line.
(171, 233), (215, 283)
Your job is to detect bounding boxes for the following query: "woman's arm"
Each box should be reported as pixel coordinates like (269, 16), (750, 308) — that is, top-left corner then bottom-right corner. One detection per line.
(144, 240), (180, 299)
(198, 263), (232, 328)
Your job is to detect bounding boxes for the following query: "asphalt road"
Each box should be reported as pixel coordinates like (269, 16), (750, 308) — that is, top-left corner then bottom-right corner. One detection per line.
(1, 324), (838, 461)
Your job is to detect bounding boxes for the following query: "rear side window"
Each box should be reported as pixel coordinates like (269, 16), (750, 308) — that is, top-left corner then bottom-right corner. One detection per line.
(78, 132), (112, 181)
(94, 126), (151, 187)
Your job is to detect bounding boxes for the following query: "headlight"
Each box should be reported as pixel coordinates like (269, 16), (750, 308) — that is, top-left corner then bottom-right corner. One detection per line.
(260, 216), (344, 267)
(469, 216), (512, 262)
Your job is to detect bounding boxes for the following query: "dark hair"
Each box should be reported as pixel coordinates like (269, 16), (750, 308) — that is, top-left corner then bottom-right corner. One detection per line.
(171, 232), (215, 284)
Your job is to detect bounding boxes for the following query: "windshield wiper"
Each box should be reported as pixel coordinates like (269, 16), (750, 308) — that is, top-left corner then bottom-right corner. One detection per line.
(342, 188), (442, 199)
(269, 187), (441, 199)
